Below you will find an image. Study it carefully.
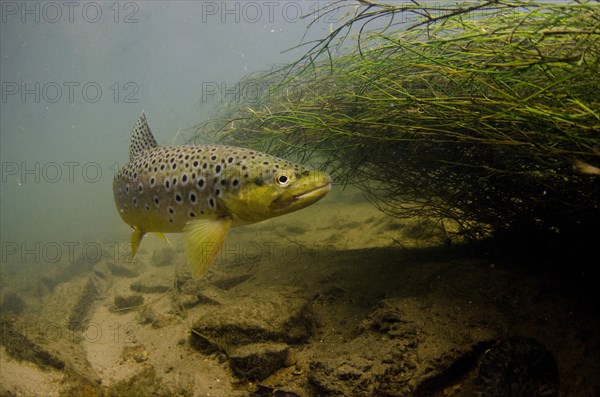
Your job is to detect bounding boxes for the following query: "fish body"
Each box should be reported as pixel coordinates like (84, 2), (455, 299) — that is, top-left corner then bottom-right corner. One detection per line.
(113, 113), (331, 277)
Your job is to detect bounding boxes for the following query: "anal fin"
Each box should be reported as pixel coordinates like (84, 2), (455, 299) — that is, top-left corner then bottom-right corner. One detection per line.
(153, 232), (172, 246)
(183, 218), (232, 279)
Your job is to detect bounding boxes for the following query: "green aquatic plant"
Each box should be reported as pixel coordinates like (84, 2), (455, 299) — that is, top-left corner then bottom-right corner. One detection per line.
(194, 0), (600, 243)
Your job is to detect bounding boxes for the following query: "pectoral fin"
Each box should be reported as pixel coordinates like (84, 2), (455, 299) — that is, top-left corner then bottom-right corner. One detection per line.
(130, 226), (145, 258)
(183, 218), (232, 279)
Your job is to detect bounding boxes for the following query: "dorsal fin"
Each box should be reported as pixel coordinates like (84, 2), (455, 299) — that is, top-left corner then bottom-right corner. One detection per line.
(129, 112), (158, 160)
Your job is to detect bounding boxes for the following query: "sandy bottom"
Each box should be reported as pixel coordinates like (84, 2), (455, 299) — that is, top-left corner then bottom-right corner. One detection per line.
(1, 188), (598, 396)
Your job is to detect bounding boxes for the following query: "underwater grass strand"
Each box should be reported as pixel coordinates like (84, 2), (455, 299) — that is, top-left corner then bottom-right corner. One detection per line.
(193, 0), (600, 241)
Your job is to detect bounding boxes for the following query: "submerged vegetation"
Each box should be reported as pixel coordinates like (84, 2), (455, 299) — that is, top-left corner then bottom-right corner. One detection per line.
(195, 0), (599, 244)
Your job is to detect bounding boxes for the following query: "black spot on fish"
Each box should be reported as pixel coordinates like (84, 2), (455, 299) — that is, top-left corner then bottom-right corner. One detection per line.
(189, 211), (196, 218)
(182, 174), (188, 183)
(175, 193), (182, 203)
(209, 197), (215, 208)
(154, 196), (159, 205)
(160, 164), (165, 171)
(193, 160), (199, 168)
(211, 155), (217, 161)
(138, 184), (143, 192)
(254, 178), (264, 186)
(215, 164), (221, 173)
(125, 185), (129, 194)
(232, 179), (239, 187)
(198, 178), (205, 188)
(165, 179), (170, 189)
(190, 192), (197, 203)
(168, 207), (174, 214)
(172, 163), (177, 170)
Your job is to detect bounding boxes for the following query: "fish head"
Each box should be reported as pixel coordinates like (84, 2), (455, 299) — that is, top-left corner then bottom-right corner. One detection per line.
(222, 165), (331, 224)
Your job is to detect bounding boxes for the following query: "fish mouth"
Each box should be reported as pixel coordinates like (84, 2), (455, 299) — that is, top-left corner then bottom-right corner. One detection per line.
(293, 182), (332, 200)
(270, 181), (332, 212)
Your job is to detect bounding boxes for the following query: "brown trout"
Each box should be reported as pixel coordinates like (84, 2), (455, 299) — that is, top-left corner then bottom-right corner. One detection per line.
(113, 113), (331, 278)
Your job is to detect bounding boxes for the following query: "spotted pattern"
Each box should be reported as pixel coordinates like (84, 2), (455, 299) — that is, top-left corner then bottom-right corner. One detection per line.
(113, 143), (309, 232)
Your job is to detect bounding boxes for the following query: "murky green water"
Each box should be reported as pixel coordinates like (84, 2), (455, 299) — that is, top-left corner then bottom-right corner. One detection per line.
(1, 2), (598, 396)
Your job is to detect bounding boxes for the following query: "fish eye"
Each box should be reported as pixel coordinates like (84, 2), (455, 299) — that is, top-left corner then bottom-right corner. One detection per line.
(275, 173), (291, 187)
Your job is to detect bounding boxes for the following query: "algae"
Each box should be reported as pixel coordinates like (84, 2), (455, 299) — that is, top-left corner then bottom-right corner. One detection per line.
(0, 313), (65, 370)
